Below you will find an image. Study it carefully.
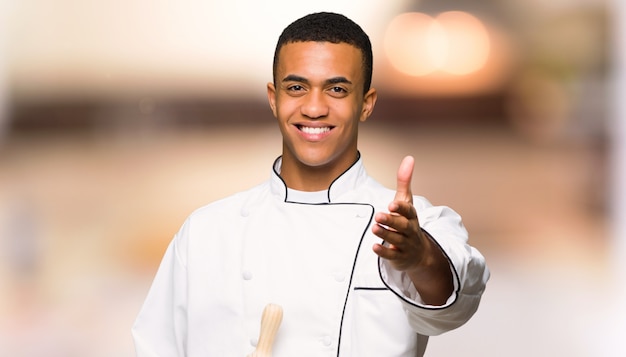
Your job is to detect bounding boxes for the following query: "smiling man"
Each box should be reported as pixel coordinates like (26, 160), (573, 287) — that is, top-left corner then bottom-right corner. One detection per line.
(268, 40), (373, 192)
(132, 12), (489, 357)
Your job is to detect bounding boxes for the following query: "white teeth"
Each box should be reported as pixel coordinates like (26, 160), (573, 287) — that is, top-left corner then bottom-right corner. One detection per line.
(300, 126), (330, 134)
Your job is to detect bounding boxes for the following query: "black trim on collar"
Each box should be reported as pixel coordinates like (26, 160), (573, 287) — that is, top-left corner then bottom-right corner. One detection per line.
(272, 152), (362, 203)
(326, 152), (361, 203)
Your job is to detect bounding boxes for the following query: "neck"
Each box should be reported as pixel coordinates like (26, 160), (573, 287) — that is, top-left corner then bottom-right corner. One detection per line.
(279, 153), (358, 192)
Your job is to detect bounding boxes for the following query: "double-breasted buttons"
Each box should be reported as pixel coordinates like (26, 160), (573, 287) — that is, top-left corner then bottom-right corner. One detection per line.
(320, 335), (333, 347)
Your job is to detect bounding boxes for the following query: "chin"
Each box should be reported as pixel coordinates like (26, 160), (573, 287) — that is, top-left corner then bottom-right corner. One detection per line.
(297, 157), (333, 168)
(286, 145), (354, 170)
(296, 151), (353, 170)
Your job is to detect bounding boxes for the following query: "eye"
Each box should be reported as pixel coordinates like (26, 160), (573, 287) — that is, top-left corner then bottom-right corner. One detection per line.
(284, 84), (307, 97)
(287, 84), (304, 92)
(327, 86), (349, 98)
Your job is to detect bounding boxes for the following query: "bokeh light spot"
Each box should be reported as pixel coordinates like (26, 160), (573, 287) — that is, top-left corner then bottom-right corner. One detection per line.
(384, 11), (491, 76)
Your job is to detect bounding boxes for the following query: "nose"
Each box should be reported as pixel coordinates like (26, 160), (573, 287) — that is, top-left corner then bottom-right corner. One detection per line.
(300, 89), (329, 119)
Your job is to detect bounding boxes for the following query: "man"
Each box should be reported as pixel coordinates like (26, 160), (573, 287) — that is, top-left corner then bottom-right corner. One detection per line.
(132, 12), (489, 357)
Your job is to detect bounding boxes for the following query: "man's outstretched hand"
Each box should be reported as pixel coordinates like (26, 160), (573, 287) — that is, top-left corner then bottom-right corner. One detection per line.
(372, 156), (454, 305)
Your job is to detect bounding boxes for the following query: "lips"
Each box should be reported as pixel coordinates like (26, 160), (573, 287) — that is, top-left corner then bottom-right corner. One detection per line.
(298, 125), (331, 134)
(295, 124), (334, 141)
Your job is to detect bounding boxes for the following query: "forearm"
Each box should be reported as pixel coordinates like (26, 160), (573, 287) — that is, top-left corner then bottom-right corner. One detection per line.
(406, 229), (454, 306)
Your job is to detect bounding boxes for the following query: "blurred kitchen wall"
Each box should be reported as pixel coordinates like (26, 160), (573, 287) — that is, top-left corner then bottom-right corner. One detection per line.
(1, 0), (623, 356)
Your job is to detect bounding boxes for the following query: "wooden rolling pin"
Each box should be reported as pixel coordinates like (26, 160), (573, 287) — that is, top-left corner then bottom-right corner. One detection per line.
(247, 303), (283, 357)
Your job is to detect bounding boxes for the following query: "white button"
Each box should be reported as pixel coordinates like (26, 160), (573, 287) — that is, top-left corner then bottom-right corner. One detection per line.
(333, 272), (346, 282)
(250, 337), (258, 347)
(241, 208), (250, 217)
(321, 335), (332, 347)
(242, 270), (253, 280)
(355, 209), (369, 218)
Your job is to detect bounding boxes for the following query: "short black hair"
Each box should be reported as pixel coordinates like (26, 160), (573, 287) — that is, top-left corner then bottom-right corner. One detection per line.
(272, 12), (373, 94)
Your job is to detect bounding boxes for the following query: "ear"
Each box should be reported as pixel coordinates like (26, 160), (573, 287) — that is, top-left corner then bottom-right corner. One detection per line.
(267, 82), (278, 118)
(359, 87), (377, 122)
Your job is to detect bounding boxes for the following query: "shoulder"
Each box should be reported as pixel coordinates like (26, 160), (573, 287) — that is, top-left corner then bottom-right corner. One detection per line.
(361, 175), (436, 211)
(359, 176), (429, 205)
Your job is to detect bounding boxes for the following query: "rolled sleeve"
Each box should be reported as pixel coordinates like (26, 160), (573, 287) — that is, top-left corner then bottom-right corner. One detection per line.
(378, 202), (490, 336)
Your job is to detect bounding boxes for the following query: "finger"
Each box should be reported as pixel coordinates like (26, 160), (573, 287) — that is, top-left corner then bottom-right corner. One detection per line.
(388, 200), (417, 221)
(372, 241), (401, 260)
(375, 211), (412, 237)
(372, 218), (407, 247)
(394, 156), (415, 204)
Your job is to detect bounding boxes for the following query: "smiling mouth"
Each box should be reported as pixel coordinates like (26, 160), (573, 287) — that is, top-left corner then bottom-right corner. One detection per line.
(297, 125), (333, 134)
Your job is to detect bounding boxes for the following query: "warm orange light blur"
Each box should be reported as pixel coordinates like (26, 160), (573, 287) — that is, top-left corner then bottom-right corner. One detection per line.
(384, 11), (491, 77)
(437, 11), (491, 75)
(384, 12), (437, 76)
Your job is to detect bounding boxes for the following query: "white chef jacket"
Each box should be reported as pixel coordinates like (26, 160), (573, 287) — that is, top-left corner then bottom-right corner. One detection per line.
(132, 156), (489, 357)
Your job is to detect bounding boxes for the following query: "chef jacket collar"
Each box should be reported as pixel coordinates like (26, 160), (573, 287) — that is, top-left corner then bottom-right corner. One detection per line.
(271, 153), (368, 203)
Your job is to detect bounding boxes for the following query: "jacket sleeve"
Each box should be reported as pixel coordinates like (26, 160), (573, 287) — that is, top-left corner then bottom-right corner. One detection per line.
(378, 200), (490, 336)
(132, 223), (190, 357)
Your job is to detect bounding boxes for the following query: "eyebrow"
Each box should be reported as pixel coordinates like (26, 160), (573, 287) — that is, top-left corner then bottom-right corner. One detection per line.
(281, 74), (352, 86)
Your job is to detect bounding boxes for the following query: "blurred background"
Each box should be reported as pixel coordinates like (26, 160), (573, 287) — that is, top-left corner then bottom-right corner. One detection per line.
(1, 0), (624, 356)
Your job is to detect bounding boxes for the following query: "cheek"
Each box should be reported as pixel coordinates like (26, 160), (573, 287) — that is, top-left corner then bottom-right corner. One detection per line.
(275, 99), (298, 121)
(275, 107), (297, 140)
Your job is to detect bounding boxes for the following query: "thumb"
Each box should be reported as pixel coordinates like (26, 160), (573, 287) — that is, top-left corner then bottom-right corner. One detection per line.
(394, 155), (414, 203)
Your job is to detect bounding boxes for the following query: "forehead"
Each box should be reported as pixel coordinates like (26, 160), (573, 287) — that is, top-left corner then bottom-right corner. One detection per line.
(276, 41), (364, 80)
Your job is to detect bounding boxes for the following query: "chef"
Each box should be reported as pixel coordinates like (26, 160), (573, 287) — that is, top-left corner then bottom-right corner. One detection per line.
(132, 12), (489, 357)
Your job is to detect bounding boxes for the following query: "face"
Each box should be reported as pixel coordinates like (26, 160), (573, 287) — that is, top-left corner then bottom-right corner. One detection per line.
(267, 41), (377, 187)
